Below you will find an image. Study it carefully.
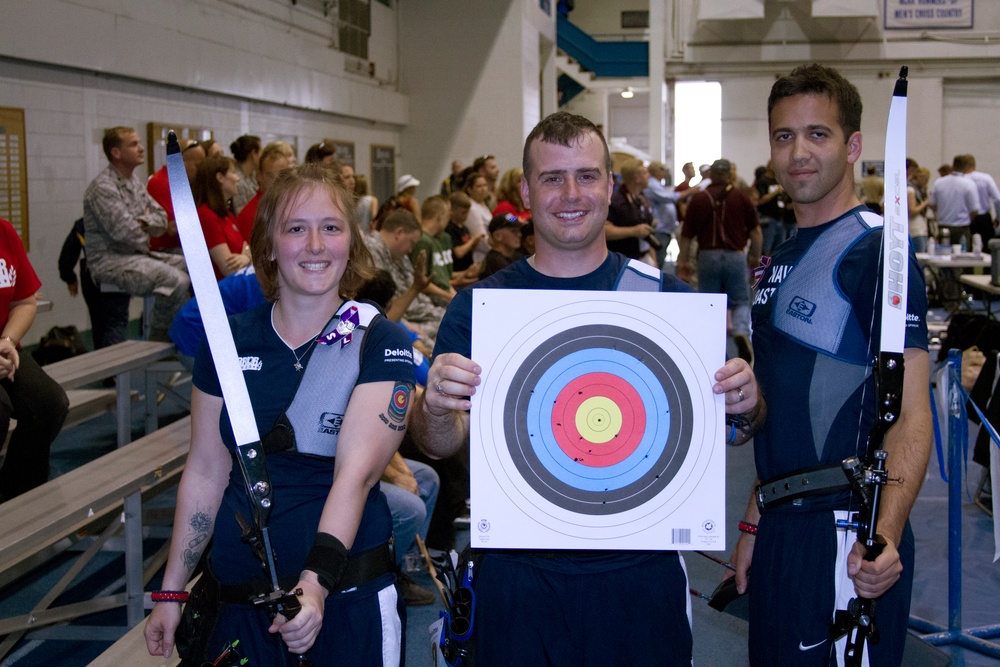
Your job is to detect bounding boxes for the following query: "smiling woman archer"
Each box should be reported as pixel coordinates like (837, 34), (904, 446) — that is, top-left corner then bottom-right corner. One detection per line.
(145, 164), (414, 665)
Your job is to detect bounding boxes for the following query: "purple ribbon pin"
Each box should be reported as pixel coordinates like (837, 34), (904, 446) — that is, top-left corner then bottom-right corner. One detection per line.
(317, 306), (359, 347)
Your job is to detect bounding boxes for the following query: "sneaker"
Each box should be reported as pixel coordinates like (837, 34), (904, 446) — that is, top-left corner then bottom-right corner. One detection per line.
(397, 569), (436, 606)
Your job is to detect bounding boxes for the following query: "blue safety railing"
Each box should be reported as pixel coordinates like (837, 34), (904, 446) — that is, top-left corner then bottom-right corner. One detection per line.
(556, 14), (648, 79)
(909, 350), (1000, 659)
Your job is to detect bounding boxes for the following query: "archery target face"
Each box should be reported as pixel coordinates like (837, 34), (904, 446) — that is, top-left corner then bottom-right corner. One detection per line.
(471, 290), (727, 550)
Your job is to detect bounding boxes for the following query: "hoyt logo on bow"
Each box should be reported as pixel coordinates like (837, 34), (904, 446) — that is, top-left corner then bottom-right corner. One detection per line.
(885, 204), (908, 309)
(317, 306), (360, 347)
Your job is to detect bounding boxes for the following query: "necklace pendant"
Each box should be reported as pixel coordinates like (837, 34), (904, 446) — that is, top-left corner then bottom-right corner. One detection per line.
(294, 361), (303, 372)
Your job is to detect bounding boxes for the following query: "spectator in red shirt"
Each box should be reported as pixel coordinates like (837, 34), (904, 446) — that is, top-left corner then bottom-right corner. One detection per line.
(0, 219), (69, 500)
(193, 155), (250, 280)
(146, 138), (206, 252)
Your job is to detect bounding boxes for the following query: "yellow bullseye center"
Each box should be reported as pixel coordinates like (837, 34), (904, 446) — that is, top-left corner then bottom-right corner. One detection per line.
(575, 396), (622, 444)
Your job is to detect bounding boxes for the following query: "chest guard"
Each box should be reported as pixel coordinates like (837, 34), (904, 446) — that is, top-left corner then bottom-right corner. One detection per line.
(283, 301), (381, 458)
(614, 258), (662, 292)
(770, 211), (880, 364)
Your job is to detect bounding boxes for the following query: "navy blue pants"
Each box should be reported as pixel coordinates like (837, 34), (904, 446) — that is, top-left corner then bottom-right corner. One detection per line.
(748, 511), (914, 666)
(0, 352), (69, 499)
(473, 552), (692, 666)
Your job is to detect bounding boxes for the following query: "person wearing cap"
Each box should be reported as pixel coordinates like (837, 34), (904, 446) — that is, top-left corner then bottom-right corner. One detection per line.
(394, 173), (422, 220)
(478, 213), (523, 280)
(677, 158), (761, 361)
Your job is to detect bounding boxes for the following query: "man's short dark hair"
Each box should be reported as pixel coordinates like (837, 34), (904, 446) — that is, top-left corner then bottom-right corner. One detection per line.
(102, 126), (133, 161)
(381, 209), (421, 234)
(421, 195), (449, 220)
(767, 63), (862, 142)
(449, 191), (471, 211)
(522, 112), (612, 179)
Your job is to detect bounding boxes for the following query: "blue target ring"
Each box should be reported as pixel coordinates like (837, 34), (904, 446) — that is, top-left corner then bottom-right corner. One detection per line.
(526, 350), (671, 490)
(503, 324), (692, 515)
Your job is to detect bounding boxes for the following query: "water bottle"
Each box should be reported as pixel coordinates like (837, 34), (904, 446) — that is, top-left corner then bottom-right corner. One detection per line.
(973, 233), (983, 255)
(941, 228), (951, 254)
(989, 238), (1000, 286)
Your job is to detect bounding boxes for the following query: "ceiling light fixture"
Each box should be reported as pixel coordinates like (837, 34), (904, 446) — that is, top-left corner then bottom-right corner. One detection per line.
(621, 87), (634, 99)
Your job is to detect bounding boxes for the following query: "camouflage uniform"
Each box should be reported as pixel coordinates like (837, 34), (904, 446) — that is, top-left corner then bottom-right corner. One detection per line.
(364, 232), (445, 343)
(83, 164), (190, 342)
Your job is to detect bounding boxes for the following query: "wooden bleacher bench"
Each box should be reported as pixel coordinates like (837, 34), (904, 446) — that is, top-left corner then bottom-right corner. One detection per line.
(0, 417), (191, 659)
(63, 388), (138, 428)
(42, 340), (176, 390)
(43, 340), (178, 447)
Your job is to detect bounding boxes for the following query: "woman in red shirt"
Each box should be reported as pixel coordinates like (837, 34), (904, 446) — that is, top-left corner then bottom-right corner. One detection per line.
(491, 167), (531, 222)
(0, 219), (69, 500)
(194, 155), (251, 280)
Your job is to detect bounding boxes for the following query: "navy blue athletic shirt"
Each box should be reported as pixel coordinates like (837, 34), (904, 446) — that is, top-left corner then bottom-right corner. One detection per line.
(750, 206), (927, 510)
(193, 302), (414, 584)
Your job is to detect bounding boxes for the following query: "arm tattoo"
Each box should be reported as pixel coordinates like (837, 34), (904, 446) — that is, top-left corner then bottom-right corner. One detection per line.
(181, 511), (212, 571)
(378, 382), (413, 432)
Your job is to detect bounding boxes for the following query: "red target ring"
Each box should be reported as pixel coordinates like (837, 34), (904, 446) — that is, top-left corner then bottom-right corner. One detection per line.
(551, 372), (645, 467)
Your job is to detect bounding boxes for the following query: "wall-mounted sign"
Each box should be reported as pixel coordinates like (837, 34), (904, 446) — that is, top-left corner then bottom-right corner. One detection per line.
(0, 108), (29, 249)
(371, 144), (395, 205)
(885, 0), (973, 30)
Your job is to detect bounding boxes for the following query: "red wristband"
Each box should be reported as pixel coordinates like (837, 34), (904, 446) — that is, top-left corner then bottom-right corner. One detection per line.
(738, 520), (758, 535)
(150, 590), (189, 602)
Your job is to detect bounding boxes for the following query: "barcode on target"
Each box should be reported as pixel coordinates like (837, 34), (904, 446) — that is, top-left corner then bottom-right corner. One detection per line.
(671, 528), (691, 545)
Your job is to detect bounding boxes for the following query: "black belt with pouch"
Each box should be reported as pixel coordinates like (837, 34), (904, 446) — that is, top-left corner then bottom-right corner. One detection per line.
(755, 464), (851, 512)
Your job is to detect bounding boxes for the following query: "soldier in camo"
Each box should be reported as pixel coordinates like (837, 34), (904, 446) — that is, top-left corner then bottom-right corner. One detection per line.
(83, 127), (191, 343)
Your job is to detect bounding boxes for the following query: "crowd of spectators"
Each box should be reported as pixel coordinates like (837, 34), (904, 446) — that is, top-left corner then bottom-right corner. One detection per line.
(11, 121), (999, 642)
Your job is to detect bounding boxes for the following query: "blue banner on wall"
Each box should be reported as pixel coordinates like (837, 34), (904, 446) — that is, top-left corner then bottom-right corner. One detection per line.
(885, 0), (974, 30)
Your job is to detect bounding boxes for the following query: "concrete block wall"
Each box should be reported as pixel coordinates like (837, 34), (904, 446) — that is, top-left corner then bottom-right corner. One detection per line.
(0, 59), (402, 344)
(397, 0), (555, 203)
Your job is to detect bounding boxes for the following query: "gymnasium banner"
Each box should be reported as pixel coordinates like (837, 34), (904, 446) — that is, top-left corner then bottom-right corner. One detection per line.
(884, 0), (974, 29)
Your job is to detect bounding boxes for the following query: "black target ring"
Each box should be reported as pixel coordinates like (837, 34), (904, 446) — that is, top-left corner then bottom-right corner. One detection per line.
(503, 324), (693, 515)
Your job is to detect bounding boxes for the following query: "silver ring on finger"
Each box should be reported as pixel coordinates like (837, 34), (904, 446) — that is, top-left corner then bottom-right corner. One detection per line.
(436, 382), (444, 394)
(737, 387), (745, 402)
